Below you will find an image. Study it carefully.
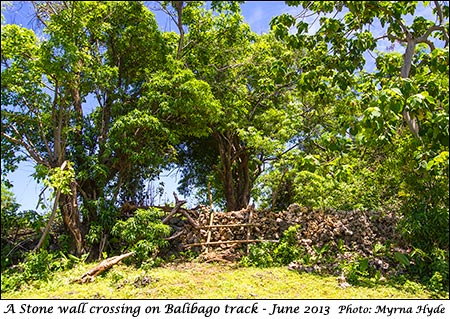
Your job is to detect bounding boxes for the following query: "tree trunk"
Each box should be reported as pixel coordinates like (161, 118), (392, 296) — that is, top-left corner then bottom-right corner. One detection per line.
(34, 189), (61, 252)
(216, 132), (251, 211)
(174, 1), (185, 59)
(216, 132), (236, 211)
(78, 179), (105, 260)
(236, 152), (251, 209)
(222, 158), (238, 211)
(401, 37), (420, 138)
(60, 181), (84, 256)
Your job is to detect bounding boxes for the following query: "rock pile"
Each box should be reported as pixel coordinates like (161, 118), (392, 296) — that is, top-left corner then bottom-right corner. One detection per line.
(166, 203), (404, 263)
(281, 204), (402, 257)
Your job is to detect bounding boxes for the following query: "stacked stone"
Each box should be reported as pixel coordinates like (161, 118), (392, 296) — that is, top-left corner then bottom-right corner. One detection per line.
(167, 204), (402, 262)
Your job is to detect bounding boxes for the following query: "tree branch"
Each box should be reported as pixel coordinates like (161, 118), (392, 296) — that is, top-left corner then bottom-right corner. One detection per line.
(417, 25), (448, 49)
(34, 168), (64, 253)
(22, 97), (56, 163)
(2, 128), (48, 166)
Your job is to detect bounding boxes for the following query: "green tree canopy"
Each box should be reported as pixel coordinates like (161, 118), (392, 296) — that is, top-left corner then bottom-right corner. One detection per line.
(269, 1), (448, 251)
(172, 2), (303, 211)
(2, 1), (220, 257)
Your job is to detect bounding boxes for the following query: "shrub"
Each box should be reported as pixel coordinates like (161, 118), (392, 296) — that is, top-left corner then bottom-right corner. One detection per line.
(111, 208), (171, 266)
(241, 241), (276, 268)
(1, 249), (80, 293)
(273, 225), (303, 264)
(240, 225), (302, 268)
(340, 257), (371, 284)
(1, 183), (47, 271)
(409, 247), (449, 293)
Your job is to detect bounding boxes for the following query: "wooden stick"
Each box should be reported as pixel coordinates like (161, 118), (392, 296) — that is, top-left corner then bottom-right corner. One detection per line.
(205, 211), (215, 253)
(179, 208), (200, 229)
(199, 223), (259, 229)
(165, 229), (185, 241)
(184, 239), (279, 247)
(246, 208), (253, 254)
(208, 181), (213, 209)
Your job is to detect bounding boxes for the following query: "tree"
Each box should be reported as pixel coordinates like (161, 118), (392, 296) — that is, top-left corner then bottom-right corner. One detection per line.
(270, 1), (449, 249)
(171, 2), (302, 211)
(1, 19), (85, 254)
(2, 1), (219, 257)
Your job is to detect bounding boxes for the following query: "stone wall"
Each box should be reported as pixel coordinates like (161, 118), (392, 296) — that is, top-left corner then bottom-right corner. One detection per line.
(167, 203), (403, 261)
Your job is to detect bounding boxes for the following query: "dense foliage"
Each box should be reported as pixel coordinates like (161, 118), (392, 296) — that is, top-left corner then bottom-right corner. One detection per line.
(1, 1), (448, 295)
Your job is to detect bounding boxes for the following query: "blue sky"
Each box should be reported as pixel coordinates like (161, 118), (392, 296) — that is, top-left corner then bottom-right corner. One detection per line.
(2, 1), (295, 211)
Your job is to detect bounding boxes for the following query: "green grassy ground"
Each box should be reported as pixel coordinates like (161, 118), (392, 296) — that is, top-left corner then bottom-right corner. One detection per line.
(1, 262), (443, 299)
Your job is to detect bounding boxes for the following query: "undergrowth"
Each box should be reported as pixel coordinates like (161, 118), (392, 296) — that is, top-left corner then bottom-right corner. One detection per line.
(1, 226), (447, 299)
(238, 226), (449, 298)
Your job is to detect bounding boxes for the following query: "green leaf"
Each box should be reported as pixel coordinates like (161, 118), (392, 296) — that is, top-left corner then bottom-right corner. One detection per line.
(394, 252), (410, 267)
(426, 159), (435, 171)
(389, 88), (403, 97)
(359, 258), (369, 272)
(365, 107), (381, 118)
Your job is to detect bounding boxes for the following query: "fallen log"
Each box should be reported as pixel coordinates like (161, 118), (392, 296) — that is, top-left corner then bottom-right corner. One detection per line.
(73, 251), (134, 284)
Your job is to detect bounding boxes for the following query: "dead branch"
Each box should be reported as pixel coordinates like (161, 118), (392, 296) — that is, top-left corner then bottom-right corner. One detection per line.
(179, 208), (199, 229)
(73, 251), (134, 284)
(161, 192), (187, 224)
(165, 229), (186, 241)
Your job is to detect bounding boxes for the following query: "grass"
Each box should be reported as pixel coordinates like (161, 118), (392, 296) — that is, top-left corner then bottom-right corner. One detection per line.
(1, 261), (444, 299)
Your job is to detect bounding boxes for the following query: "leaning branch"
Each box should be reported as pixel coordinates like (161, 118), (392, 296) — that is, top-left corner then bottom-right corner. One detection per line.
(161, 192), (187, 224)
